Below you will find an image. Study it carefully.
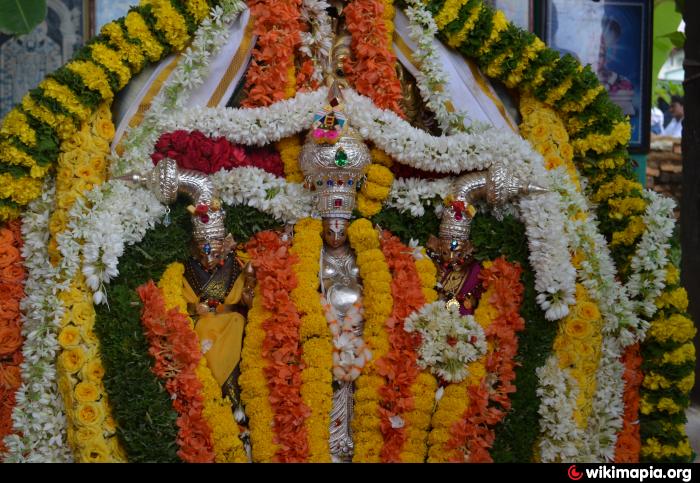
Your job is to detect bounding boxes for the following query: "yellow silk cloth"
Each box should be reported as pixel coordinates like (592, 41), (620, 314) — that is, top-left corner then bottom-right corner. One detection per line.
(183, 274), (246, 387)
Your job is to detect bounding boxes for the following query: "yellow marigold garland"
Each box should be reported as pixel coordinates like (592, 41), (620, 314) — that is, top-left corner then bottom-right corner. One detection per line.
(358, 159), (394, 218)
(289, 218), (333, 462)
(157, 262), (248, 463)
(99, 22), (147, 71)
(124, 11), (165, 61)
(143, 0), (191, 51)
(400, 252), (438, 462)
(39, 78), (93, 121)
(66, 61), (115, 102)
(239, 287), (278, 461)
(89, 43), (133, 90)
(0, 110), (36, 147)
(347, 218), (393, 462)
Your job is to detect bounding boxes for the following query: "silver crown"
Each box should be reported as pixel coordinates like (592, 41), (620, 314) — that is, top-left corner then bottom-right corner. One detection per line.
(300, 128), (371, 219)
(118, 157), (225, 242)
(439, 165), (548, 241)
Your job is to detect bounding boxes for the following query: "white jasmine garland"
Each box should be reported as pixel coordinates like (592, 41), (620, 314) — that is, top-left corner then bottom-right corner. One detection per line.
(519, 191), (576, 321)
(299, 0), (333, 84)
(404, 302), (487, 383)
(537, 355), (584, 462)
(403, 0), (466, 134)
(3, 183), (73, 463)
(145, 87), (543, 180)
(210, 167), (313, 222)
(386, 177), (453, 217)
(113, 0), (246, 176)
(625, 190), (676, 322)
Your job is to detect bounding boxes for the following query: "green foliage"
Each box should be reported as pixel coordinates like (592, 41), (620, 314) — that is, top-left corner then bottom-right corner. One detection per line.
(370, 206), (440, 246)
(469, 213), (558, 463)
(0, 0), (46, 35)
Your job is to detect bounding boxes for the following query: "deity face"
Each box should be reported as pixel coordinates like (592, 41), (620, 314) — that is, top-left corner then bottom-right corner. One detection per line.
(322, 218), (349, 249)
(427, 235), (473, 269)
(192, 234), (236, 271)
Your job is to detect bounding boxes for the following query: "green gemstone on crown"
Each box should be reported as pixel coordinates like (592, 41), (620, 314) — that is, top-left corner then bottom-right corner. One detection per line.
(334, 148), (348, 167)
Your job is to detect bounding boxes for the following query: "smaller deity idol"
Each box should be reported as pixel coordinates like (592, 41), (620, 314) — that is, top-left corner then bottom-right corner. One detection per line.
(427, 165), (546, 314)
(121, 159), (255, 407)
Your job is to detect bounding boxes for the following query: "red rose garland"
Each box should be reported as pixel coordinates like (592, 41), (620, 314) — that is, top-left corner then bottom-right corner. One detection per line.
(446, 257), (525, 462)
(152, 130), (284, 176)
(137, 281), (216, 463)
(0, 221), (25, 455)
(246, 231), (311, 462)
(376, 231), (426, 462)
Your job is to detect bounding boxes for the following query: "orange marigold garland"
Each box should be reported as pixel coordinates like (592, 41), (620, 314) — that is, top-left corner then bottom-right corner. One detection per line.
(445, 257), (525, 462)
(375, 230), (428, 462)
(343, 0), (404, 115)
(243, 0), (303, 107)
(0, 221), (24, 455)
(246, 230), (311, 462)
(136, 281), (215, 463)
(615, 343), (642, 462)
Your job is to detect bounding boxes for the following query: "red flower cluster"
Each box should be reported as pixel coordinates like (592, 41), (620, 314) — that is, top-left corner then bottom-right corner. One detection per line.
(0, 220), (25, 454)
(246, 231), (311, 462)
(447, 257), (525, 462)
(376, 231), (426, 462)
(615, 343), (642, 462)
(152, 130), (284, 177)
(137, 281), (215, 463)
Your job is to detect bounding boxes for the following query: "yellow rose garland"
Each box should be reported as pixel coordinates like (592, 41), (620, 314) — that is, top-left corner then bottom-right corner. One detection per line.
(49, 104), (126, 462)
(289, 218), (333, 462)
(347, 218), (393, 462)
(157, 262), (248, 463)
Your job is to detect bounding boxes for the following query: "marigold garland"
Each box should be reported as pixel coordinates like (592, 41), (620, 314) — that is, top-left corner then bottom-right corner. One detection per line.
(347, 218), (393, 462)
(358, 155), (395, 218)
(614, 343), (642, 463)
(443, 257), (524, 463)
(245, 230), (311, 462)
(137, 280), (216, 463)
(0, 221), (24, 456)
(373, 231), (427, 462)
(158, 262), (247, 463)
(289, 218), (333, 462)
(344, 0), (404, 115)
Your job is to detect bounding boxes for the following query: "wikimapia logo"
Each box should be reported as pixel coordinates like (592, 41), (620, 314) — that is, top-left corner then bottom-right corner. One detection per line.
(567, 464), (692, 482)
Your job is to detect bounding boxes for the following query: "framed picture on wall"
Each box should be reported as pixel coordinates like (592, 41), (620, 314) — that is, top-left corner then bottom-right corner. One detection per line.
(86, 0), (138, 38)
(542, 0), (652, 153)
(484, 0), (534, 32)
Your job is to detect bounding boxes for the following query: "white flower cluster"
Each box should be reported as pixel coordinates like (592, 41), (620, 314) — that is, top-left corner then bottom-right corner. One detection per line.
(625, 189), (676, 321)
(386, 177), (453, 217)
(3, 184), (73, 463)
(404, 302), (487, 383)
(322, 295), (371, 382)
(299, 0), (333, 84)
(211, 167), (313, 222)
(519, 190), (577, 321)
(114, 0), (246, 176)
(403, 0), (466, 134)
(69, 182), (166, 304)
(536, 355), (584, 462)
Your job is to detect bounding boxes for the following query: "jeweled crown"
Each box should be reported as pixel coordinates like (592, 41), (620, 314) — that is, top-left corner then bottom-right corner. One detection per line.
(300, 83), (370, 219)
